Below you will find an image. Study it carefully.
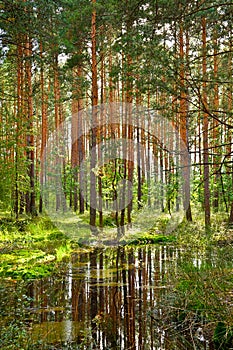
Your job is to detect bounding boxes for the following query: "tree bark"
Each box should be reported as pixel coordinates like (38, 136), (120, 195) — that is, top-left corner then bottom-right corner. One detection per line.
(90, 0), (98, 233)
(25, 36), (36, 215)
(202, 16), (211, 227)
(39, 43), (48, 213)
(71, 68), (79, 212)
(212, 29), (220, 210)
(179, 21), (192, 221)
(54, 53), (62, 211)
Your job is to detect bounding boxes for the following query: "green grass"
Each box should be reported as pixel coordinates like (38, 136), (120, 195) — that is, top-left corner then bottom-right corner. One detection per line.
(1, 207), (232, 280)
(155, 210), (233, 349)
(0, 211), (176, 279)
(121, 232), (176, 245)
(174, 209), (233, 247)
(0, 215), (74, 279)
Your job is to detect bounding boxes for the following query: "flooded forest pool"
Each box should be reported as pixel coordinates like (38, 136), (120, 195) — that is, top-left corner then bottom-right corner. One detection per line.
(1, 244), (233, 349)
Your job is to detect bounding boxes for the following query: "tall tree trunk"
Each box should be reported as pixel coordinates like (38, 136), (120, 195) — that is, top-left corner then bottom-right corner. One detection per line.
(14, 41), (23, 218)
(25, 36), (36, 215)
(120, 51), (126, 234)
(179, 22), (192, 221)
(147, 90), (152, 208)
(126, 55), (133, 227)
(90, 0), (98, 233)
(228, 39), (233, 223)
(54, 53), (62, 211)
(109, 50), (120, 233)
(39, 44), (48, 213)
(136, 84), (143, 210)
(202, 16), (211, 227)
(98, 50), (105, 229)
(78, 92), (85, 214)
(71, 68), (79, 212)
(212, 29), (220, 210)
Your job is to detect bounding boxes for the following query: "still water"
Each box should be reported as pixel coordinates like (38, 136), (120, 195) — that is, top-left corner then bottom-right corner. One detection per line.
(1, 244), (232, 349)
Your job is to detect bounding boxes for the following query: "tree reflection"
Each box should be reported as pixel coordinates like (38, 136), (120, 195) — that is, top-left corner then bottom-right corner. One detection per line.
(26, 245), (214, 349)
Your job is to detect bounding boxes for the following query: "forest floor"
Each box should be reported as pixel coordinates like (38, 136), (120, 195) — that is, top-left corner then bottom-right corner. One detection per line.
(0, 209), (233, 279)
(0, 214), (72, 279)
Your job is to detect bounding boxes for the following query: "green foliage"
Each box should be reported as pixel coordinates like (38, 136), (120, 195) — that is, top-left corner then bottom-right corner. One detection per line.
(0, 216), (74, 279)
(102, 214), (116, 227)
(124, 233), (175, 245)
(213, 322), (233, 350)
(156, 216), (233, 348)
(0, 281), (33, 349)
(55, 242), (71, 262)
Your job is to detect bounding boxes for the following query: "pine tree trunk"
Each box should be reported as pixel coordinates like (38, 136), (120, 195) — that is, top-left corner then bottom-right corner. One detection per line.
(179, 22), (192, 221)
(14, 41), (23, 218)
(228, 39), (233, 223)
(147, 91), (152, 208)
(39, 43), (47, 213)
(213, 30), (220, 210)
(71, 68), (79, 212)
(126, 56), (133, 228)
(78, 94), (85, 214)
(202, 16), (211, 227)
(90, 0), (98, 233)
(54, 53), (62, 211)
(25, 36), (36, 215)
(98, 50), (105, 229)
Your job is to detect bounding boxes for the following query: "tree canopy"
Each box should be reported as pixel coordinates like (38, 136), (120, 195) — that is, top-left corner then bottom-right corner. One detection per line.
(0, 0), (232, 233)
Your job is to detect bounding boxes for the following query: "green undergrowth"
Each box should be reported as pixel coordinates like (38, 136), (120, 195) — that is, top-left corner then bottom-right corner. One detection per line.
(175, 210), (233, 248)
(122, 209), (233, 247)
(1, 209), (232, 280)
(0, 216), (72, 279)
(160, 245), (233, 349)
(157, 211), (233, 349)
(0, 212), (175, 279)
(120, 232), (176, 246)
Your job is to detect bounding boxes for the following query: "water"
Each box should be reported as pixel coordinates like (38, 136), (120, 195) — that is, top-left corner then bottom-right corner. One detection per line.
(1, 244), (233, 349)
(30, 245), (172, 349)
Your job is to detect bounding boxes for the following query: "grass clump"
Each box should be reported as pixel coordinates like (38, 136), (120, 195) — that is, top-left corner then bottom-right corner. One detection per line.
(55, 242), (72, 262)
(0, 215), (74, 279)
(121, 232), (176, 246)
(155, 212), (233, 349)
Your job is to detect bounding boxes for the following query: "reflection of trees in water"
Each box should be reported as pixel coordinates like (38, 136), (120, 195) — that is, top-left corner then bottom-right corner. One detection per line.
(28, 246), (214, 349)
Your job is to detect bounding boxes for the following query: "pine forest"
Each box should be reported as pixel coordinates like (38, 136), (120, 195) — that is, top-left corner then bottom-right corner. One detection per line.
(0, 1), (233, 349)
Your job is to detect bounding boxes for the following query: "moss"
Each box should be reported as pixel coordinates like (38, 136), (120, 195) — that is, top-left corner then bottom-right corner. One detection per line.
(0, 216), (74, 279)
(121, 233), (176, 246)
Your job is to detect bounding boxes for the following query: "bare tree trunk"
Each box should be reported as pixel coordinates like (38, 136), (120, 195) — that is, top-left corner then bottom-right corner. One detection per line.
(78, 94), (85, 214)
(25, 36), (36, 215)
(179, 21), (192, 221)
(228, 39), (233, 223)
(126, 56), (133, 228)
(14, 41), (23, 218)
(39, 42), (48, 213)
(90, 0), (98, 233)
(71, 68), (79, 211)
(54, 53), (62, 211)
(213, 29), (220, 210)
(202, 16), (211, 227)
